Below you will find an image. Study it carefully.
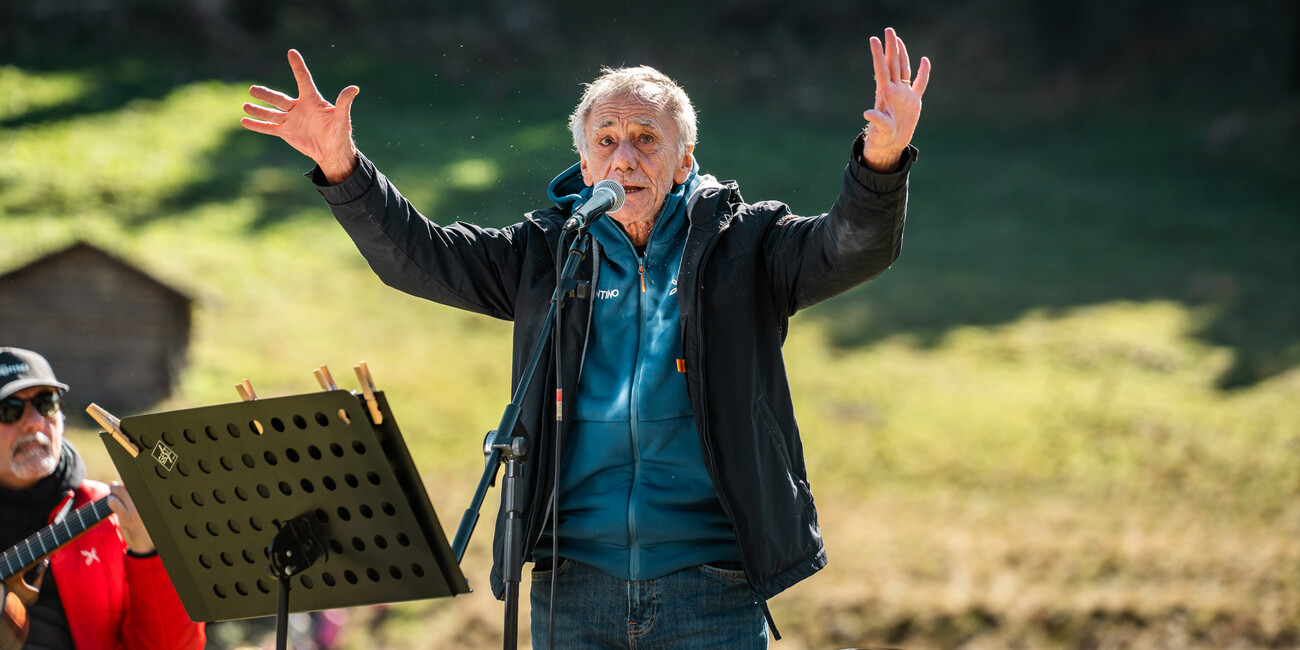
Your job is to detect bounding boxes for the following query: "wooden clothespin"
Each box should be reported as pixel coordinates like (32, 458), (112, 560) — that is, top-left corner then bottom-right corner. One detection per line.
(235, 378), (258, 402)
(87, 404), (140, 457)
(234, 379), (265, 434)
(353, 361), (383, 425)
(314, 365), (338, 391)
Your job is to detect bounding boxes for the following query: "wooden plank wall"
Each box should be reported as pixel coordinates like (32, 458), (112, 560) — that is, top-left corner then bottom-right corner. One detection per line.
(0, 245), (191, 415)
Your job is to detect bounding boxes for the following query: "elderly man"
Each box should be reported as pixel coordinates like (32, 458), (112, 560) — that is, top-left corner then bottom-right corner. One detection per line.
(243, 28), (929, 649)
(0, 347), (205, 649)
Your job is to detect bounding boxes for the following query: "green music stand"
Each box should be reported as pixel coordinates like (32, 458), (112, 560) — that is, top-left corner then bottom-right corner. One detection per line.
(99, 380), (469, 647)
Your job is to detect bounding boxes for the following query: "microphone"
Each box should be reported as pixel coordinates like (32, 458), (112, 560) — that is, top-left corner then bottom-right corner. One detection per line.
(563, 179), (625, 232)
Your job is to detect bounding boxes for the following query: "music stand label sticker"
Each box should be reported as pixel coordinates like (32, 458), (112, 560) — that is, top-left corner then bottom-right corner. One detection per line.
(152, 441), (178, 472)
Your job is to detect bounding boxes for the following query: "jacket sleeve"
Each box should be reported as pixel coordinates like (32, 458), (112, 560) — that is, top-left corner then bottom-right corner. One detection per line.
(313, 152), (530, 321)
(120, 554), (206, 650)
(761, 133), (914, 314)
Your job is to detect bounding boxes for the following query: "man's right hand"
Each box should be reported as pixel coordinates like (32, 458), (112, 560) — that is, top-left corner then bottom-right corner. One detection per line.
(242, 49), (361, 184)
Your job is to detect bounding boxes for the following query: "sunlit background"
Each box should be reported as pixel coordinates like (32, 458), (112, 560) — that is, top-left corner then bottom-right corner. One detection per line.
(2, 2), (1297, 648)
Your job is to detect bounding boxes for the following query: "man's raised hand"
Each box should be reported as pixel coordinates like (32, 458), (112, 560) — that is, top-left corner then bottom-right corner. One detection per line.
(862, 28), (931, 172)
(242, 49), (361, 184)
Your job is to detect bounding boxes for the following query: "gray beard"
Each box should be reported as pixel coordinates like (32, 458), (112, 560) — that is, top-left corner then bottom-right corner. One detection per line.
(8, 432), (59, 483)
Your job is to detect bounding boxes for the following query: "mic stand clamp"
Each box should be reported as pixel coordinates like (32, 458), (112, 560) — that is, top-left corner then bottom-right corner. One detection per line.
(493, 433), (528, 649)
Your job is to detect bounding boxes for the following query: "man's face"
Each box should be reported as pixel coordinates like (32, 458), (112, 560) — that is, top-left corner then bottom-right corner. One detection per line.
(579, 96), (694, 231)
(0, 386), (65, 490)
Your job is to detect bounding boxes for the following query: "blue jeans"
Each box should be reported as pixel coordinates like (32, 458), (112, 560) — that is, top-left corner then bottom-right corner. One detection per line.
(530, 559), (769, 649)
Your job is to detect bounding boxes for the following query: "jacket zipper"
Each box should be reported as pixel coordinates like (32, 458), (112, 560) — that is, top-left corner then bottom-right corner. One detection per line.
(626, 252), (650, 579)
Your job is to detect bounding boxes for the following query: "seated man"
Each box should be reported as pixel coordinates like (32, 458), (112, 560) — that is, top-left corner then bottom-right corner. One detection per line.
(0, 347), (205, 649)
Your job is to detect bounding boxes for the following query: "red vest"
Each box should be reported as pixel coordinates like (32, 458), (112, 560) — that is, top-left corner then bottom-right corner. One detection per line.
(46, 480), (205, 650)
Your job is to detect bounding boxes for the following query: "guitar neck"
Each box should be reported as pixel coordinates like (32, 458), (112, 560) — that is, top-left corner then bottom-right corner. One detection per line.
(1, 497), (112, 581)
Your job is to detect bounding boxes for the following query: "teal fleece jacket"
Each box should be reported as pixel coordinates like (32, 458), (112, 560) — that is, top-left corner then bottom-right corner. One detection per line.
(537, 162), (738, 580)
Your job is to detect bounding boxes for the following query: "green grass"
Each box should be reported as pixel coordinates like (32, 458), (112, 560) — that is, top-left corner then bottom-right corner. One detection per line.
(2, 61), (1298, 649)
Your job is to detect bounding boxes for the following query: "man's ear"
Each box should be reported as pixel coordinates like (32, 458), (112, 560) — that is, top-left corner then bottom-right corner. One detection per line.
(579, 157), (593, 187)
(674, 144), (695, 184)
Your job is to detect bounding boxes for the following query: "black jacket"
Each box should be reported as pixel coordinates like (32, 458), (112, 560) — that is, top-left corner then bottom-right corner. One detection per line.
(315, 134), (914, 602)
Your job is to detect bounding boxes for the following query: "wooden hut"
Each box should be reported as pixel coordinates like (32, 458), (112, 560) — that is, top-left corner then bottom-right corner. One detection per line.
(0, 241), (192, 412)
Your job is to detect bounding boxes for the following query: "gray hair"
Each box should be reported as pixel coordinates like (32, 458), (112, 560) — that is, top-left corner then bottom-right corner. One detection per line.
(569, 65), (697, 158)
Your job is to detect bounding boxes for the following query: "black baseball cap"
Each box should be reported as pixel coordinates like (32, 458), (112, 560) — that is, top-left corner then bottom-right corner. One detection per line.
(0, 347), (69, 401)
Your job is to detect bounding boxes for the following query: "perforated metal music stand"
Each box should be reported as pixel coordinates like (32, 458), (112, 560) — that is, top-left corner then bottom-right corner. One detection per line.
(100, 389), (468, 624)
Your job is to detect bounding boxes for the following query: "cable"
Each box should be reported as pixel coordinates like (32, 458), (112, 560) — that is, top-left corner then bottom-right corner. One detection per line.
(547, 224), (569, 650)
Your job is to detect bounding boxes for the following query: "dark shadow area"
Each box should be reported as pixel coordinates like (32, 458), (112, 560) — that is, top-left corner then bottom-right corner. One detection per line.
(0, 57), (227, 131)
(145, 121), (327, 230)
(112, 61), (580, 231)
(800, 118), (1300, 389)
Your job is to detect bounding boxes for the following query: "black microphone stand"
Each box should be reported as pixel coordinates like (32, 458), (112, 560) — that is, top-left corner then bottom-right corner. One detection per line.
(450, 225), (591, 650)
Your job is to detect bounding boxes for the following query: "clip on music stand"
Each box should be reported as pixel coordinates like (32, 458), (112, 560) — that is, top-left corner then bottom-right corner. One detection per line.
(97, 368), (468, 649)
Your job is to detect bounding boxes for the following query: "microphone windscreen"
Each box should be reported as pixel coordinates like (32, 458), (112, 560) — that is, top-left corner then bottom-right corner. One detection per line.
(594, 179), (625, 212)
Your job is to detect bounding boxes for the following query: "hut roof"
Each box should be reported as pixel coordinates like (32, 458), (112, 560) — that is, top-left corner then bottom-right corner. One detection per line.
(0, 241), (192, 305)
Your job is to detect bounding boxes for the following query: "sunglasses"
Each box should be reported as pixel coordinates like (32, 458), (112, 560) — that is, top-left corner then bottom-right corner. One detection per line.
(0, 391), (63, 425)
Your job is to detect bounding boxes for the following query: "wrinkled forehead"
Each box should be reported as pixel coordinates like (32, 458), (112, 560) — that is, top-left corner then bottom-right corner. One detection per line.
(587, 95), (674, 134)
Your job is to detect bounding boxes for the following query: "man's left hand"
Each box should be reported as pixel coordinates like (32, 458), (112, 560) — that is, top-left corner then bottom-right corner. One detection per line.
(108, 482), (155, 555)
(863, 27), (931, 172)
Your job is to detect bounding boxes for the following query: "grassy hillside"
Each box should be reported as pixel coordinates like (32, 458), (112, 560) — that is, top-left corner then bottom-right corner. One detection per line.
(2, 60), (1298, 649)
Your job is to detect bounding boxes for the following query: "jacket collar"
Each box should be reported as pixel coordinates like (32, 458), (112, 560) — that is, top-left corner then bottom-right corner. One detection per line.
(529, 165), (744, 241)
(685, 176), (741, 233)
